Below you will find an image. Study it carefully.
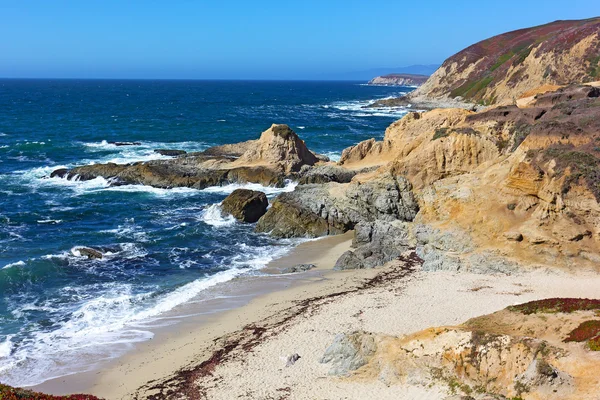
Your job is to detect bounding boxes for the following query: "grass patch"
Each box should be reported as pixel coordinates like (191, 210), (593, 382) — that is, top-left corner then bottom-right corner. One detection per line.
(589, 55), (600, 79)
(433, 128), (450, 140)
(508, 298), (600, 315)
(491, 52), (514, 71)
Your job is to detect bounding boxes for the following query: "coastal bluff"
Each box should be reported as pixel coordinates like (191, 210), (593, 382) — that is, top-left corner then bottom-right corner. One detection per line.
(367, 73), (429, 86)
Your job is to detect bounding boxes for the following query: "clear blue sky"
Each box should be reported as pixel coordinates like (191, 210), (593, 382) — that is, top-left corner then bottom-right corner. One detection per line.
(1, 0), (599, 79)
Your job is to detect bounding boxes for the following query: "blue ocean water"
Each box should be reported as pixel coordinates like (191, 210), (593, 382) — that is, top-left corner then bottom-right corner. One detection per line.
(0, 79), (411, 386)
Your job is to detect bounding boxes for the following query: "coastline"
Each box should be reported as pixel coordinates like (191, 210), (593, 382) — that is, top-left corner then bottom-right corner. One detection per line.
(33, 231), (355, 397)
(34, 230), (600, 399)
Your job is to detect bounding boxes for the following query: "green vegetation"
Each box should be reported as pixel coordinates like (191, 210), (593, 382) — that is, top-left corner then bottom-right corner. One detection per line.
(432, 128), (450, 140)
(450, 76), (494, 102)
(508, 298), (600, 315)
(491, 52), (515, 71)
(0, 384), (101, 400)
(589, 55), (600, 79)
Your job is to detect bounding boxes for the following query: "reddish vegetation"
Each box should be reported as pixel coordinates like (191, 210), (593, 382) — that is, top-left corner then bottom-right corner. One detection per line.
(438, 18), (600, 102)
(0, 384), (101, 400)
(508, 298), (600, 315)
(564, 320), (600, 342)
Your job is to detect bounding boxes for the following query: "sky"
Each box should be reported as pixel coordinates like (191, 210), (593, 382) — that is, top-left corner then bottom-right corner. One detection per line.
(0, 0), (599, 80)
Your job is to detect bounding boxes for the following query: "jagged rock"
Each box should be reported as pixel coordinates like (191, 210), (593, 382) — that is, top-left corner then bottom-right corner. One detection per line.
(52, 124), (315, 190)
(298, 164), (358, 185)
(256, 173), (419, 238)
(221, 189), (268, 223)
(49, 168), (68, 178)
(320, 332), (377, 376)
(334, 220), (412, 270)
(154, 149), (187, 157)
(76, 247), (103, 259)
(333, 251), (364, 270)
(233, 124), (318, 173)
(281, 264), (316, 273)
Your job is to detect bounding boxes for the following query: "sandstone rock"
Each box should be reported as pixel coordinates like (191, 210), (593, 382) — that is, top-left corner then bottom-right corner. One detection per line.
(221, 189), (268, 223)
(154, 149), (187, 157)
(55, 124), (316, 190)
(233, 124), (318, 173)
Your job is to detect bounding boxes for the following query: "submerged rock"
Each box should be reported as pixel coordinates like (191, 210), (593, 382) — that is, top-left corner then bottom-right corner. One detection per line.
(221, 189), (268, 223)
(76, 247), (103, 259)
(154, 149), (187, 157)
(53, 124), (318, 190)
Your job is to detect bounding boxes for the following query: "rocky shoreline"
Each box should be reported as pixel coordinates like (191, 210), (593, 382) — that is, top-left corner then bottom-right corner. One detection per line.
(33, 17), (600, 399)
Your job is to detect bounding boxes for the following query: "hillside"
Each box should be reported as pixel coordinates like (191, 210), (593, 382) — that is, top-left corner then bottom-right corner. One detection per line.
(413, 18), (600, 105)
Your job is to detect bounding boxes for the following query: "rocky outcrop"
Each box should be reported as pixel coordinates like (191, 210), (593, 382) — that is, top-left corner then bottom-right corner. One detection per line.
(221, 189), (268, 223)
(320, 298), (600, 399)
(255, 173), (419, 238)
(154, 149), (187, 157)
(412, 18), (600, 105)
(297, 164), (362, 184)
(368, 74), (429, 87)
(51, 124), (319, 190)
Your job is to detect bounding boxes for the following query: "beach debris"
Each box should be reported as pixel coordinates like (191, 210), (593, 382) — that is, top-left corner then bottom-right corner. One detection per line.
(285, 353), (301, 367)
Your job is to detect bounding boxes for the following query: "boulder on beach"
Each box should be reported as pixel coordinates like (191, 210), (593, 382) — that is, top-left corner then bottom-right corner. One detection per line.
(221, 189), (268, 223)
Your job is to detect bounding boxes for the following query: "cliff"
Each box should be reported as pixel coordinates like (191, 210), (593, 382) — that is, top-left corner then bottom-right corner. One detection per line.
(413, 17), (600, 105)
(367, 73), (429, 86)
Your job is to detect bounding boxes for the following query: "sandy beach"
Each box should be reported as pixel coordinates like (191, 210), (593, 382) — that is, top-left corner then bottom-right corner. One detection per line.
(32, 231), (600, 400)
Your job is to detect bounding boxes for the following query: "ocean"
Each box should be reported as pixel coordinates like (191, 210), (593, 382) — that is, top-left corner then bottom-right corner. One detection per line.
(0, 79), (411, 387)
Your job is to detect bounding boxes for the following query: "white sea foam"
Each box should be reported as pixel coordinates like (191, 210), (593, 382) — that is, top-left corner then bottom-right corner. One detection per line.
(200, 204), (237, 227)
(37, 219), (62, 224)
(0, 240), (298, 387)
(2, 261), (25, 270)
(323, 151), (342, 162)
(0, 336), (13, 358)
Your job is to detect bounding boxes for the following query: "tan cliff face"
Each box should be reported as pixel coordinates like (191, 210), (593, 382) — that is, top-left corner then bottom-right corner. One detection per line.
(322, 299), (600, 399)
(337, 85), (600, 271)
(412, 18), (600, 105)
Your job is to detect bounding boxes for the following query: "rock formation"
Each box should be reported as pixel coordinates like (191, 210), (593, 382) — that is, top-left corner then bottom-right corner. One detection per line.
(368, 73), (429, 87)
(255, 173), (419, 238)
(413, 17), (600, 105)
(221, 189), (268, 223)
(51, 124), (319, 189)
(321, 298), (600, 399)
